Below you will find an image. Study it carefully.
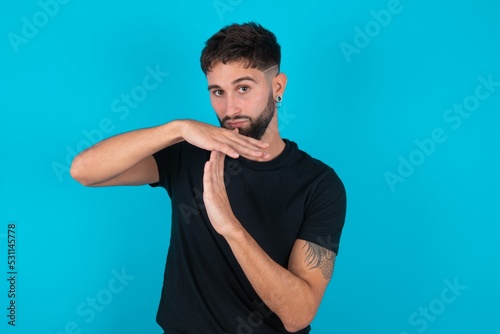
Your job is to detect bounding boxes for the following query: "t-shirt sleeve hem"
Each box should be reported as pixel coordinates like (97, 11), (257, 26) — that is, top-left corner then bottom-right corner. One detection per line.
(296, 233), (341, 256)
(148, 150), (164, 188)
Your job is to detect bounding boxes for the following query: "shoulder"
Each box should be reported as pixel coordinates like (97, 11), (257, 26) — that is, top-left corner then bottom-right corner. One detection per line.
(288, 139), (345, 190)
(286, 140), (346, 214)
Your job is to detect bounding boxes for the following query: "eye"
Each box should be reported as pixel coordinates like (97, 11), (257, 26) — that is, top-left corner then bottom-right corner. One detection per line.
(212, 90), (224, 97)
(238, 86), (250, 93)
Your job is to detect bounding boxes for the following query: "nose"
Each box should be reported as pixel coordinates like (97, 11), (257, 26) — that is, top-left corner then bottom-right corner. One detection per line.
(225, 93), (241, 118)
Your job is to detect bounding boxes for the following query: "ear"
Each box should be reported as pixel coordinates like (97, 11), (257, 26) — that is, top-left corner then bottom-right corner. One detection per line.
(273, 72), (288, 98)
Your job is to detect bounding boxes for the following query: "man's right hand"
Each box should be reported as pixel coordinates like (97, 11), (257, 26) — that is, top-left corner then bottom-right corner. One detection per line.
(71, 119), (272, 187)
(179, 120), (271, 161)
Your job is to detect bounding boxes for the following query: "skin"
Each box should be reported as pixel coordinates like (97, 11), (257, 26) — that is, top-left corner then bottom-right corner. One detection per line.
(70, 60), (336, 332)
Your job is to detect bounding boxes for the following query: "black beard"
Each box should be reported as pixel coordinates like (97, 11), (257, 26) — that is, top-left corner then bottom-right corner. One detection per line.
(219, 92), (275, 140)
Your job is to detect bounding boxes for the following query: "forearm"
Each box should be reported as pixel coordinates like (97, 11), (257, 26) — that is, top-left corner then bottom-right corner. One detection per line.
(70, 120), (183, 185)
(225, 226), (317, 332)
(203, 151), (326, 331)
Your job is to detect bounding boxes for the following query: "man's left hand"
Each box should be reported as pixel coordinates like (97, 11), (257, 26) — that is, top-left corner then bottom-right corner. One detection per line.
(203, 150), (240, 237)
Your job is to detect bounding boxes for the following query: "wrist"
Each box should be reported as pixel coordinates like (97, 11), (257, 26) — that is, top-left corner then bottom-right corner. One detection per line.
(159, 120), (185, 144)
(223, 221), (248, 244)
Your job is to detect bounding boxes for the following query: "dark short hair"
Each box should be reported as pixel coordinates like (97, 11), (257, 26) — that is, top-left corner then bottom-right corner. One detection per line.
(200, 22), (281, 75)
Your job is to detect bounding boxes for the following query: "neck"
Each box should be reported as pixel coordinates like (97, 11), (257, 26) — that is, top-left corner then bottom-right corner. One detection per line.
(260, 126), (285, 160)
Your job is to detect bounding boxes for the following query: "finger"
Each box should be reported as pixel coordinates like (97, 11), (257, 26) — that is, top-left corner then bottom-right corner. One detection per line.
(232, 131), (270, 149)
(238, 153), (272, 162)
(212, 134), (241, 158)
(214, 129), (270, 159)
(227, 131), (270, 150)
(216, 127), (265, 150)
(209, 150), (218, 162)
(223, 140), (270, 159)
(209, 151), (222, 182)
(204, 159), (223, 206)
(203, 160), (213, 199)
(214, 151), (226, 169)
(210, 150), (221, 171)
(212, 151), (225, 183)
(213, 143), (239, 159)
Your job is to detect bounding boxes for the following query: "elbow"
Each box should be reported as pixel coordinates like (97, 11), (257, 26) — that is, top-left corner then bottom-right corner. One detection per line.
(70, 156), (93, 186)
(281, 313), (314, 333)
(283, 321), (312, 333)
(278, 287), (318, 332)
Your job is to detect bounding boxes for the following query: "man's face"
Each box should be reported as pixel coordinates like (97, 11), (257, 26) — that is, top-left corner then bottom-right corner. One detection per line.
(207, 61), (276, 140)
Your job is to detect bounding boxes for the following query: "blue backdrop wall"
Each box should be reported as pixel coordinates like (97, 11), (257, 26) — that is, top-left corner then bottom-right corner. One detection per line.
(1, 0), (499, 333)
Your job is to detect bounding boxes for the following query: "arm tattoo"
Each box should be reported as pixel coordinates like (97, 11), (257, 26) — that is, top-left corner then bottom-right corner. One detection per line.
(303, 242), (334, 280)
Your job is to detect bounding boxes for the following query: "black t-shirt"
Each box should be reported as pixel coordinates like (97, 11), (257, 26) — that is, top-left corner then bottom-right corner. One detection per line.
(150, 139), (346, 334)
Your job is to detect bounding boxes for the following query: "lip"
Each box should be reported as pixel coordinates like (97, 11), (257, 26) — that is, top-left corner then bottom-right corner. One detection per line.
(226, 120), (248, 128)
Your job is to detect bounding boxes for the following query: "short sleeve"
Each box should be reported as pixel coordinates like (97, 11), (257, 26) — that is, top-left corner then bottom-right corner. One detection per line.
(297, 170), (347, 255)
(149, 144), (180, 195)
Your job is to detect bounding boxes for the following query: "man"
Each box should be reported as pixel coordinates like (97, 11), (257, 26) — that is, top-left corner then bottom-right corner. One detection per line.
(71, 22), (346, 333)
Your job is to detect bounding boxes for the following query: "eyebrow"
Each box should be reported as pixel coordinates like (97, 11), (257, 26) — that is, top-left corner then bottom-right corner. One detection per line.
(207, 76), (258, 91)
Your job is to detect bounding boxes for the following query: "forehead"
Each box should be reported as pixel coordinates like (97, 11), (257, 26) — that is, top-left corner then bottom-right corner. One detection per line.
(206, 61), (266, 86)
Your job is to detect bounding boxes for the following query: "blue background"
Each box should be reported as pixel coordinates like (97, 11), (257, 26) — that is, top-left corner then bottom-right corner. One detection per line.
(1, 0), (499, 333)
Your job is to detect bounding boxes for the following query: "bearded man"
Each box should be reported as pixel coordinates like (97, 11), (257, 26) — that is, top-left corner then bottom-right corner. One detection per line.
(71, 22), (347, 334)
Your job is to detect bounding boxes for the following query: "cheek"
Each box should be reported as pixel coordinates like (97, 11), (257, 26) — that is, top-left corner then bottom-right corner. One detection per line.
(251, 92), (271, 111)
(210, 96), (225, 116)
(241, 90), (268, 111)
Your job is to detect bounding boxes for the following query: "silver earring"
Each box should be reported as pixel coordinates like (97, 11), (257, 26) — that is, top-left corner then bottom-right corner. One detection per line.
(275, 95), (282, 109)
